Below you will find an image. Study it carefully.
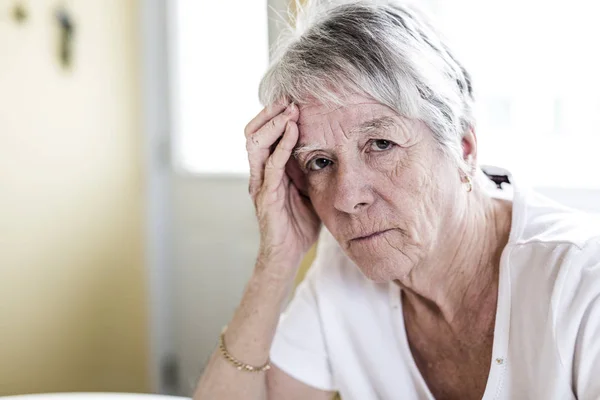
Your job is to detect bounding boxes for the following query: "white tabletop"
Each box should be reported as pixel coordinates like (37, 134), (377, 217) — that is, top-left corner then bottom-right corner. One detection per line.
(1, 394), (189, 400)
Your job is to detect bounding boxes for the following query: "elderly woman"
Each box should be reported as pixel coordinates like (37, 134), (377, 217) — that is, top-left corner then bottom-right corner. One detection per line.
(195, 1), (600, 399)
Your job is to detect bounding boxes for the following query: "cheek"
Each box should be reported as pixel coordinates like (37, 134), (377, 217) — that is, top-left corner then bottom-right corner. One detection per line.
(384, 149), (443, 226)
(307, 176), (331, 215)
(394, 150), (456, 230)
(384, 149), (426, 194)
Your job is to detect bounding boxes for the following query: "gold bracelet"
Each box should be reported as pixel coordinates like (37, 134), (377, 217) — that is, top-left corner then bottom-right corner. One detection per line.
(219, 326), (271, 372)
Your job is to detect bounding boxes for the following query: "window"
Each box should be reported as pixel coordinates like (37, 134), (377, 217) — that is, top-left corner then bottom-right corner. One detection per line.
(429, 0), (600, 188)
(170, 0), (269, 174)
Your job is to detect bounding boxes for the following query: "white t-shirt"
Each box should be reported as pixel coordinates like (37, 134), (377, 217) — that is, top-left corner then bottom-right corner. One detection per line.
(270, 174), (600, 399)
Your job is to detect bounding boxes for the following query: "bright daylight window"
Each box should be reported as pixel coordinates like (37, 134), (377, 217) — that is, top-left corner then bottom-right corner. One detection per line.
(170, 0), (269, 174)
(430, 0), (600, 188)
(172, 0), (600, 189)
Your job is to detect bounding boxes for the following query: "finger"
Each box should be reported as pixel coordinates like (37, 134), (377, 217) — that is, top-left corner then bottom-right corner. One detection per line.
(244, 101), (288, 138)
(286, 157), (309, 197)
(264, 121), (299, 189)
(247, 103), (299, 150)
(247, 104), (299, 198)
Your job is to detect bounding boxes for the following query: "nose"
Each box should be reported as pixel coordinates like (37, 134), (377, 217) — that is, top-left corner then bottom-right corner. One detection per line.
(332, 164), (374, 214)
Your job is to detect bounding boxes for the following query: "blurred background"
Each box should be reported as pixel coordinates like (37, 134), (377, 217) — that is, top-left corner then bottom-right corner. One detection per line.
(0, 0), (598, 397)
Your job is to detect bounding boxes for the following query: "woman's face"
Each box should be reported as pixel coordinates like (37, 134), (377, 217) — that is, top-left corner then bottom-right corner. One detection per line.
(294, 94), (464, 282)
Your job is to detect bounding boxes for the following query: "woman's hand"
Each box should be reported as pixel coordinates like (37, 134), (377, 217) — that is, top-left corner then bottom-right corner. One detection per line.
(245, 102), (321, 273)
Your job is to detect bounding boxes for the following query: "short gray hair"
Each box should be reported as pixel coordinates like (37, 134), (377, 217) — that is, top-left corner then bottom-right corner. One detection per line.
(259, 0), (475, 170)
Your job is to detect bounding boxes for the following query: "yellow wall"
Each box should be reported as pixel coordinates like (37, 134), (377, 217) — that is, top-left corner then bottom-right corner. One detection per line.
(294, 244), (317, 290)
(0, 0), (148, 395)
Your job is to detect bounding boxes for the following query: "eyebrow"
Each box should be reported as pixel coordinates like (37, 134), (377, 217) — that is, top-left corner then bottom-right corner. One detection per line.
(293, 116), (398, 158)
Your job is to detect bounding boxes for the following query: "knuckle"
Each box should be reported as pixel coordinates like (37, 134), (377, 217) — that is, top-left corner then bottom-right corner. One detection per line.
(244, 123), (252, 138)
(246, 135), (260, 151)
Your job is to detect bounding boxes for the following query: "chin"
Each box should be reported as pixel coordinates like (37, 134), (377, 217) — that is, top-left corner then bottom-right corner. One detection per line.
(349, 253), (410, 283)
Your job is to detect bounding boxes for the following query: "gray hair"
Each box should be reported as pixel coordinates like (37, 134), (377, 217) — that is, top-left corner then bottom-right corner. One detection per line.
(259, 0), (475, 170)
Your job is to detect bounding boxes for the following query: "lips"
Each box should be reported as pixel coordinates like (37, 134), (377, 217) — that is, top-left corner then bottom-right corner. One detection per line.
(350, 228), (395, 242)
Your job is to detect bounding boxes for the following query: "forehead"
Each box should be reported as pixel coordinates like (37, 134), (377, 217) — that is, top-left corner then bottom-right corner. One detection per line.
(293, 95), (429, 155)
(297, 95), (394, 132)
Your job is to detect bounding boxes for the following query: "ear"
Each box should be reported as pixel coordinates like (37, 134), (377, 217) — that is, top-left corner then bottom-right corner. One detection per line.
(461, 127), (478, 171)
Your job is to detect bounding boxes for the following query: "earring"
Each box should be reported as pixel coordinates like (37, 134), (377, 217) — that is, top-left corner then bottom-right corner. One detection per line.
(465, 175), (473, 193)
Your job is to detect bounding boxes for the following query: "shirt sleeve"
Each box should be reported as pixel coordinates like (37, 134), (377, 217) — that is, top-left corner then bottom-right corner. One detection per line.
(573, 294), (600, 399)
(269, 229), (336, 391)
(569, 239), (600, 399)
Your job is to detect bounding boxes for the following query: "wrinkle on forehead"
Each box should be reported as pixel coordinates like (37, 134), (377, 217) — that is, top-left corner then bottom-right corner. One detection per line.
(293, 117), (422, 162)
(297, 101), (400, 137)
(297, 97), (383, 124)
(293, 95), (427, 163)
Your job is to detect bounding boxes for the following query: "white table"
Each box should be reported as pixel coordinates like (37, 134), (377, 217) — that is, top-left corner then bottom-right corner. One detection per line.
(1, 394), (189, 400)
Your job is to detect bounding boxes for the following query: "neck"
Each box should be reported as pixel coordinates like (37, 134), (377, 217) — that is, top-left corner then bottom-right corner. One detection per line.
(396, 190), (512, 326)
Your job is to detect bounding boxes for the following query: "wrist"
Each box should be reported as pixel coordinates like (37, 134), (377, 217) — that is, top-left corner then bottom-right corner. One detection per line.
(257, 244), (303, 268)
(253, 255), (300, 285)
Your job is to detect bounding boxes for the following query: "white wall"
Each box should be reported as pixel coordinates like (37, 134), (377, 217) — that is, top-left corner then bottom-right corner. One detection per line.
(172, 176), (260, 395)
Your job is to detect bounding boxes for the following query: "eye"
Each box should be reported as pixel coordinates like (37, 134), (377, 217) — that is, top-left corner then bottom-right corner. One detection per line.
(369, 139), (394, 152)
(307, 158), (332, 171)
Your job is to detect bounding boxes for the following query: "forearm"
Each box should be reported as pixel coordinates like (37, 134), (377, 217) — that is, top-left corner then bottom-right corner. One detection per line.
(193, 258), (298, 400)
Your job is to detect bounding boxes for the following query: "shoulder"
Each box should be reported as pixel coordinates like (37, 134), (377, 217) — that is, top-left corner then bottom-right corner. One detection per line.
(479, 166), (600, 248)
(504, 181), (600, 287)
(506, 182), (600, 313)
(514, 186), (600, 249)
(501, 183), (600, 374)
(552, 237), (600, 371)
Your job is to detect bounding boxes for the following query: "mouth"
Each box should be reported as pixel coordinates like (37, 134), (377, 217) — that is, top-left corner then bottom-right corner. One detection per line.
(350, 229), (395, 243)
